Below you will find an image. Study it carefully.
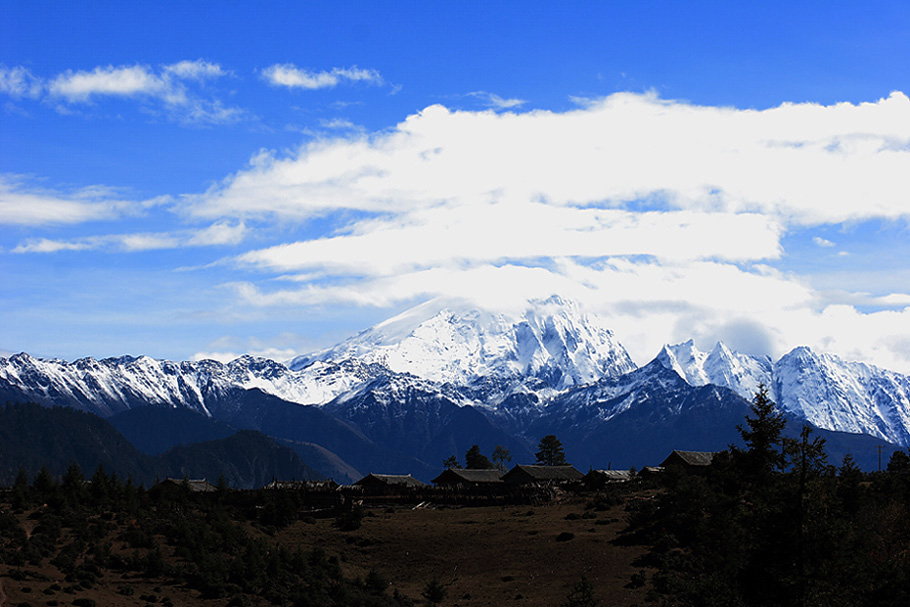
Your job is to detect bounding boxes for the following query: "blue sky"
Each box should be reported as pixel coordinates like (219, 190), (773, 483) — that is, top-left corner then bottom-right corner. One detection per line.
(1, 1), (909, 372)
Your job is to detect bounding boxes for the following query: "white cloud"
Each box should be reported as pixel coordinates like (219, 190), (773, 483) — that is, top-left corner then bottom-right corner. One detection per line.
(0, 175), (141, 226)
(187, 221), (248, 246)
(12, 221), (247, 253)
(238, 206), (782, 275)
(813, 236), (836, 247)
(261, 64), (384, 90)
(49, 65), (170, 101)
(191, 91), (910, 373)
(191, 91), (910, 224)
(191, 333), (315, 364)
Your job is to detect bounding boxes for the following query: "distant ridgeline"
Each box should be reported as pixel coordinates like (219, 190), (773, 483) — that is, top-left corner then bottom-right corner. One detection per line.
(0, 402), (321, 488)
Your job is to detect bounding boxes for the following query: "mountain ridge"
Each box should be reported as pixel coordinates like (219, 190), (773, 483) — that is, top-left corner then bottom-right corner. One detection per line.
(3, 297), (910, 480)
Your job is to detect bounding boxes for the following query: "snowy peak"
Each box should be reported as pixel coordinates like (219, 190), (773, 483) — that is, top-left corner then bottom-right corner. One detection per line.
(773, 347), (910, 445)
(657, 340), (711, 386)
(657, 340), (772, 400)
(655, 339), (910, 446)
(0, 351), (385, 416)
(293, 296), (637, 390)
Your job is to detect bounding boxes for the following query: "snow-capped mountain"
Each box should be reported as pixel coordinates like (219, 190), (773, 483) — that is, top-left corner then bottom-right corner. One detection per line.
(773, 347), (910, 445)
(3, 296), (910, 479)
(657, 340), (772, 400)
(0, 351), (381, 415)
(290, 295), (637, 393)
(656, 340), (910, 446)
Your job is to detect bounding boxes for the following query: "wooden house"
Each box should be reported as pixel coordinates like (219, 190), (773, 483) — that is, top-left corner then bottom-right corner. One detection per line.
(353, 473), (426, 494)
(659, 450), (717, 473)
(502, 464), (583, 485)
(431, 468), (504, 487)
(584, 469), (631, 488)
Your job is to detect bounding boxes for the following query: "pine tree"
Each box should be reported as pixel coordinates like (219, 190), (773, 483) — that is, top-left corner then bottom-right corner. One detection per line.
(535, 435), (567, 466)
(732, 384), (786, 481)
(465, 444), (495, 469)
(11, 467), (31, 509)
(421, 577), (447, 606)
(62, 461), (86, 504)
(33, 465), (57, 497)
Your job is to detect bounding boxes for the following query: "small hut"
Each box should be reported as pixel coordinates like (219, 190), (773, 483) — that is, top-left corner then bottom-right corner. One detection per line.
(659, 450), (717, 473)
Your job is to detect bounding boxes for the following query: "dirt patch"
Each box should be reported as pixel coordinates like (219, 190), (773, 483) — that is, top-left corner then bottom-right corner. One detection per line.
(279, 498), (649, 606)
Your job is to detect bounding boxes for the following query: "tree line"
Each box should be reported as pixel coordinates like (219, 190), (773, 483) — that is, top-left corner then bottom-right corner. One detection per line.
(623, 385), (910, 607)
(443, 435), (569, 471)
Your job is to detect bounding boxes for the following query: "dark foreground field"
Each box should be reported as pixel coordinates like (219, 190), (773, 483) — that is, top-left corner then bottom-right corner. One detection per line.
(275, 498), (650, 606)
(0, 486), (651, 607)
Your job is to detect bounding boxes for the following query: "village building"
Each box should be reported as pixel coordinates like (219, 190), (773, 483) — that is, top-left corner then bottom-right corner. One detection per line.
(584, 469), (632, 488)
(659, 450), (717, 473)
(502, 464), (583, 485)
(263, 479), (339, 491)
(353, 473), (427, 494)
(431, 468), (504, 487)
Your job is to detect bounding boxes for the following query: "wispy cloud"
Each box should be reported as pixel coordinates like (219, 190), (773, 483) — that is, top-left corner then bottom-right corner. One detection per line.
(261, 64), (384, 90)
(1, 60), (245, 125)
(162, 60), (229, 80)
(0, 174), (152, 226)
(0, 65), (43, 98)
(49, 65), (172, 102)
(466, 91), (526, 109)
(12, 221), (247, 253)
(813, 236), (836, 247)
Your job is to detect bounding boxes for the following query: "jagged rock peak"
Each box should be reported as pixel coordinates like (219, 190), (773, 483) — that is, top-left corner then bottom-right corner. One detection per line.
(656, 340), (772, 400)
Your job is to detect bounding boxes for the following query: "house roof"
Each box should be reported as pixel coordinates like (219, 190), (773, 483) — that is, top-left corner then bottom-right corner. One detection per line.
(503, 464), (584, 482)
(355, 473), (426, 488)
(586, 469), (632, 482)
(263, 480), (339, 490)
(660, 450), (717, 467)
(432, 468), (504, 484)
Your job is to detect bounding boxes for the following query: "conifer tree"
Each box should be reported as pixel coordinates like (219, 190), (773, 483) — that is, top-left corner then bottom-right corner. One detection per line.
(465, 444), (495, 469)
(536, 435), (567, 466)
(732, 384), (786, 481)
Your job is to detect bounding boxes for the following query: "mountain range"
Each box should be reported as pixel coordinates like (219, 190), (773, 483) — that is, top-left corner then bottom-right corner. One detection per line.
(2, 295), (909, 481)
